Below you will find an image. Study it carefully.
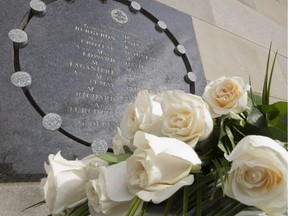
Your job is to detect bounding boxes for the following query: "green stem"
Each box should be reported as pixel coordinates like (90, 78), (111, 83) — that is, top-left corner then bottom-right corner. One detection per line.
(126, 197), (139, 216)
(140, 202), (147, 216)
(163, 196), (175, 216)
(196, 175), (202, 216)
(183, 186), (189, 216)
(130, 198), (142, 216)
(126, 197), (142, 216)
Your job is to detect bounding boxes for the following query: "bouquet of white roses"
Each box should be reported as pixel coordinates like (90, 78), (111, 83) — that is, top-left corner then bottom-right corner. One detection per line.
(39, 48), (287, 216)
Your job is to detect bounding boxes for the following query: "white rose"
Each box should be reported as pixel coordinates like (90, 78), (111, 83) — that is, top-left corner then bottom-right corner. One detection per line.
(134, 89), (162, 131)
(119, 103), (139, 140)
(86, 162), (134, 216)
(114, 90), (163, 154)
(224, 135), (288, 215)
(112, 128), (135, 155)
(41, 152), (106, 214)
(119, 90), (162, 140)
(161, 90), (213, 148)
(202, 76), (249, 118)
(126, 131), (202, 204)
(85, 155), (109, 180)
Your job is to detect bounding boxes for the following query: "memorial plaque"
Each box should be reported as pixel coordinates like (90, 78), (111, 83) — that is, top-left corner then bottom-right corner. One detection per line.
(0, 0), (206, 182)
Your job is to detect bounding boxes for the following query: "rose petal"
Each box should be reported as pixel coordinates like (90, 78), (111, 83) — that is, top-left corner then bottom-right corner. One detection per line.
(224, 136), (288, 215)
(105, 162), (134, 202)
(134, 131), (202, 166)
(225, 136), (288, 164)
(136, 175), (194, 204)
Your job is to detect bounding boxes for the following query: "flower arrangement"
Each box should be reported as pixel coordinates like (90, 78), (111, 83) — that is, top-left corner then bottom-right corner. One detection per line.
(40, 48), (287, 216)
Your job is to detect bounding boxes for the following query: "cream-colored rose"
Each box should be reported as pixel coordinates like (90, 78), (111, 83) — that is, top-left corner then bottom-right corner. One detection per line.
(126, 131), (202, 204)
(224, 135), (288, 215)
(134, 89), (162, 131)
(202, 76), (249, 118)
(85, 155), (109, 180)
(113, 90), (162, 154)
(161, 90), (213, 148)
(112, 128), (135, 155)
(119, 90), (162, 140)
(86, 162), (134, 216)
(119, 103), (139, 140)
(41, 152), (106, 214)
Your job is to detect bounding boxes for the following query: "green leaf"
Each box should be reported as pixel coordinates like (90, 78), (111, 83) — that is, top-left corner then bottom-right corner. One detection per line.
(212, 159), (226, 193)
(272, 101), (287, 115)
(189, 173), (216, 194)
(214, 200), (246, 216)
(185, 180), (221, 215)
(251, 92), (263, 106)
(262, 43), (278, 106)
(248, 78), (262, 107)
(192, 188), (223, 216)
(257, 104), (280, 120)
(267, 50), (278, 101)
(257, 101), (288, 133)
(219, 158), (229, 182)
(22, 200), (46, 212)
(218, 140), (229, 155)
(248, 76), (255, 107)
(210, 173), (220, 200)
(273, 115), (288, 132)
(217, 117), (232, 155)
(197, 124), (220, 152)
(225, 126), (236, 151)
(262, 43), (272, 105)
(223, 202), (248, 216)
(245, 106), (267, 132)
(123, 145), (133, 154)
(258, 127), (287, 143)
(70, 202), (89, 216)
(222, 136), (232, 154)
(219, 117), (228, 140)
(196, 120), (224, 160)
(97, 153), (131, 164)
(231, 124), (246, 138)
(206, 198), (231, 216)
(268, 101), (288, 131)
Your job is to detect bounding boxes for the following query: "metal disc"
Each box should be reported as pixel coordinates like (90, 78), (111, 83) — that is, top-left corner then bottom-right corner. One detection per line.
(184, 72), (197, 84)
(175, 44), (186, 56)
(91, 139), (109, 155)
(130, 1), (141, 12)
(156, 20), (167, 32)
(11, 71), (32, 88)
(8, 29), (28, 47)
(42, 113), (62, 131)
(30, 0), (46, 16)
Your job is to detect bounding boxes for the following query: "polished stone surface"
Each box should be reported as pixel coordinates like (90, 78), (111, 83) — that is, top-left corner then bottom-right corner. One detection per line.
(0, 0), (287, 215)
(0, 0), (205, 182)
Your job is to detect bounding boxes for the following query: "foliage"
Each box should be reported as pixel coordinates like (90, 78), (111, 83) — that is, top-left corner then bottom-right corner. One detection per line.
(32, 45), (286, 216)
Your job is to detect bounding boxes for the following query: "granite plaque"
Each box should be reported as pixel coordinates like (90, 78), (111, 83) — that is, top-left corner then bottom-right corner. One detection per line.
(0, 0), (206, 182)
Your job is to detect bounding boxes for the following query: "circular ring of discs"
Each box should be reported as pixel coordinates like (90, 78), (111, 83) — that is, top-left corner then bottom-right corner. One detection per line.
(9, 0), (196, 154)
